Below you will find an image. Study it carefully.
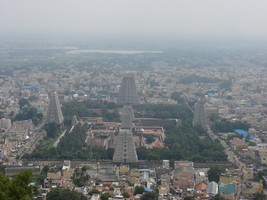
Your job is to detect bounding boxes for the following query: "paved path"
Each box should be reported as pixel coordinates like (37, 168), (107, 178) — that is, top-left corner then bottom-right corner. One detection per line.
(53, 130), (67, 147)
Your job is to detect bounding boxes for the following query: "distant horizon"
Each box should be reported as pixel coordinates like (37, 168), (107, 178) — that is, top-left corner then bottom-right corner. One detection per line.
(1, 0), (267, 43)
(1, 32), (267, 45)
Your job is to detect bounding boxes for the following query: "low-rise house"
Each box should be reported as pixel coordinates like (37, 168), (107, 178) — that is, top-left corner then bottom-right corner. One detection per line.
(159, 173), (170, 195)
(242, 167), (254, 180)
(47, 171), (62, 188)
(230, 138), (246, 151)
(219, 182), (236, 200)
(91, 193), (100, 200)
(195, 169), (208, 183)
(129, 169), (140, 185)
(98, 167), (119, 186)
(173, 161), (194, 191)
(74, 186), (88, 196)
(242, 181), (263, 199)
(219, 175), (238, 184)
(206, 181), (218, 197)
(195, 182), (207, 193)
(258, 149), (267, 165)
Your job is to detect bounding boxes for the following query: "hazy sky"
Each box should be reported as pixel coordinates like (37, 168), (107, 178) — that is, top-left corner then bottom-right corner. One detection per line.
(1, 0), (267, 40)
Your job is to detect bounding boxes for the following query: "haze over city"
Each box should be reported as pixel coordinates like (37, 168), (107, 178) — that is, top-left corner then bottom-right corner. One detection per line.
(1, 1), (267, 200)
(1, 0), (267, 41)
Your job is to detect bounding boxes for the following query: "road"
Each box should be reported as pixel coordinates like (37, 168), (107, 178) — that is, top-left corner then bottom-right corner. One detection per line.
(207, 126), (244, 199)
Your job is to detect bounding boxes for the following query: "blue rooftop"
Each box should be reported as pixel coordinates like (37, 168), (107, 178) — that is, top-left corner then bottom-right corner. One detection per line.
(144, 188), (153, 192)
(219, 182), (236, 194)
(234, 129), (255, 139)
(20, 85), (39, 92)
(234, 129), (249, 137)
(139, 169), (150, 172)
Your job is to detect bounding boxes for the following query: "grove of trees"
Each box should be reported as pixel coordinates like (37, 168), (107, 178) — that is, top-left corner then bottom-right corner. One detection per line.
(137, 122), (227, 162)
(62, 100), (120, 126)
(209, 113), (250, 133)
(0, 171), (37, 200)
(14, 98), (43, 126)
(44, 122), (60, 138)
(46, 188), (87, 200)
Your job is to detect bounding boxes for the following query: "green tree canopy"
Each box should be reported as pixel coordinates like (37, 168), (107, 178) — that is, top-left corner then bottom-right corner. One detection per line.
(19, 98), (30, 109)
(0, 171), (37, 200)
(208, 167), (226, 183)
(184, 197), (194, 200)
(213, 118), (250, 132)
(0, 111), (4, 118)
(123, 191), (130, 198)
(100, 193), (112, 200)
(72, 167), (90, 187)
(14, 107), (43, 126)
(170, 92), (184, 103)
(253, 192), (266, 200)
(134, 185), (145, 195)
(44, 122), (60, 138)
(46, 188), (87, 200)
(88, 188), (100, 196)
(141, 191), (158, 200)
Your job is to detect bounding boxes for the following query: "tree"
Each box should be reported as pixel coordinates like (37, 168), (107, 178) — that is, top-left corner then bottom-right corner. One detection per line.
(208, 167), (226, 183)
(19, 98), (30, 109)
(253, 192), (266, 200)
(36, 165), (50, 186)
(141, 191), (158, 200)
(0, 164), (5, 174)
(0, 171), (37, 200)
(72, 167), (90, 187)
(14, 107), (43, 126)
(209, 113), (220, 123)
(44, 122), (60, 138)
(46, 188), (87, 200)
(0, 111), (4, 118)
(170, 92), (184, 103)
(123, 191), (130, 198)
(219, 80), (232, 91)
(193, 125), (207, 135)
(100, 193), (112, 200)
(184, 197), (194, 200)
(134, 185), (145, 195)
(41, 165), (50, 175)
(88, 189), (100, 196)
(81, 165), (89, 172)
(143, 134), (155, 144)
(28, 96), (38, 102)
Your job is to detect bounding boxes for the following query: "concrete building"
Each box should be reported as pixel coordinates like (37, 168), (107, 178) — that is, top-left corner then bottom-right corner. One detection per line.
(258, 149), (267, 165)
(219, 182), (236, 200)
(162, 160), (170, 169)
(173, 161), (194, 191)
(0, 118), (11, 129)
(206, 181), (218, 197)
(159, 173), (170, 195)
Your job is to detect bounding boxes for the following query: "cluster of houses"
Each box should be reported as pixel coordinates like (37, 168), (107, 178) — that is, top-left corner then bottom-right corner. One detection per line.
(3, 159), (265, 200)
